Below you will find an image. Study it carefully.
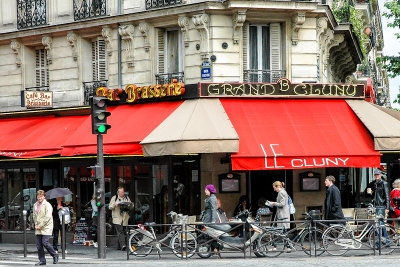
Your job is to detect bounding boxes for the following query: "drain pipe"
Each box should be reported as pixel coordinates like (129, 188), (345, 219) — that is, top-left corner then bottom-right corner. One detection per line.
(117, 0), (122, 88)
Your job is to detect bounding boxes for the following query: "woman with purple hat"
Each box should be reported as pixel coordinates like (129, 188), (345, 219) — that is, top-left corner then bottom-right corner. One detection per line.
(203, 184), (218, 224)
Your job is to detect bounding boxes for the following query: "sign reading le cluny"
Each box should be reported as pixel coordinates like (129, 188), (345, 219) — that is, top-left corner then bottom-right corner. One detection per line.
(200, 78), (365, 98)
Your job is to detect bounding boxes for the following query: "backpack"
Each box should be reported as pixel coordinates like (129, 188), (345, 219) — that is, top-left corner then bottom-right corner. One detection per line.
(288, 196), (296, 215)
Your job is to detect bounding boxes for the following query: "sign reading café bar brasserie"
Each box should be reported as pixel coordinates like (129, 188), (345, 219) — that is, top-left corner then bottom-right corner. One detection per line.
(200, 78), (365, 98)
(23, 90), (53, 108)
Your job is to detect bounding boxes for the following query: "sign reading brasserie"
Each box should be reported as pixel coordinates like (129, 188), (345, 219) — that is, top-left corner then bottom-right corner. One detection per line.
(96, 79), (185, 103)
(200, 78), (365, 98)
(23, 91), (53, 108)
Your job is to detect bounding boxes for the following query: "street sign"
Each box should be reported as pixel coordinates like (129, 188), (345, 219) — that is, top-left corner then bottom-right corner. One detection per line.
(201, 61), (212, 80)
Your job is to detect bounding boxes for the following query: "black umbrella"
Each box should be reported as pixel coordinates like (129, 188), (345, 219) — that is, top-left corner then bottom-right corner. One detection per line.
(46, 188), (72, 199)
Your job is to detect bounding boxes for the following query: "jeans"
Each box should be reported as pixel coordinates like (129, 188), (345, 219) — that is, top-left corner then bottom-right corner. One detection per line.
(36, 235), (57, 263)
(376, 220), (390, 247)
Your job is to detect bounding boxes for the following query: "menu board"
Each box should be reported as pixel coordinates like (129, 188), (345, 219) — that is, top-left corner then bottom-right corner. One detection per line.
(72, 219), (89, 245)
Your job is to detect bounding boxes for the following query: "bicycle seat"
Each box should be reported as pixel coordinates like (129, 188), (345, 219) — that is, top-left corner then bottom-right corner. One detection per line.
(144, 222), (156, 226)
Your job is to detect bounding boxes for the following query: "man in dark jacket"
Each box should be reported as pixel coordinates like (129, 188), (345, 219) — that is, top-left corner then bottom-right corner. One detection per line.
(324, 176), (345, 224)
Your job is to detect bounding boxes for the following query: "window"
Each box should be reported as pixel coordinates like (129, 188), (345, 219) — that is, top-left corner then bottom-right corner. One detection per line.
(91, 38), (107, 81)
(244, 23), (284, 82)
(35, 48), (49, 87)
(156, 29), (184, 84)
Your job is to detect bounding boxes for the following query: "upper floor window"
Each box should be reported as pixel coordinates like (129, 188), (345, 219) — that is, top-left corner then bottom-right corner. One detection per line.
(74, 0), (107, 21)
(91, 38), (107, 81)
(243, 23), (285, 83)
(156, 29), (184, 84)
(17, 0), (47, 30)
(35, 48), (49, 87)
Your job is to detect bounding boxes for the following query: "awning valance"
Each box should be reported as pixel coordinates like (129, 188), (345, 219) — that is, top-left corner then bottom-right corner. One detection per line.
(141, 99), (239, 156)
(220, 99), (381, 170)
(346, 100), (400, 150)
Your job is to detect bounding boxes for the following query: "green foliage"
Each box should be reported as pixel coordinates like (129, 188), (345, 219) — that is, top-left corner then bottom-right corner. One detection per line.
(382, 0), (400, 78)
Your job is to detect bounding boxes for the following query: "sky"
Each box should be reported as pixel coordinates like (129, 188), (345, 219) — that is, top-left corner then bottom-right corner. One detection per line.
(379, 0), (400, 108)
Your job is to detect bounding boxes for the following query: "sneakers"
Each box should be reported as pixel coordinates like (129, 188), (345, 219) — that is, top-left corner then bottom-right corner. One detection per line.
(268, 247), (277, 252)
(53, 254), (59, 264)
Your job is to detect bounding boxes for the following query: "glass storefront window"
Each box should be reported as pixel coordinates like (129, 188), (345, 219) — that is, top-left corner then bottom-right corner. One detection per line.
(23, 168), (36, 230)
(0, 169), (5, 229)
(7, 169), (22, 230)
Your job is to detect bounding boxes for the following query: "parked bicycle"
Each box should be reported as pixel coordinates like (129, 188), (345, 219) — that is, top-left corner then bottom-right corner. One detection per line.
(322, 204), (400, 255)
(256, 210), (324, 257)
(128, 211), (197, 258)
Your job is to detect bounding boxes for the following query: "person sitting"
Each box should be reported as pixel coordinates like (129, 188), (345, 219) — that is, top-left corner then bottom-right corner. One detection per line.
(233, 195), (251, 218)
(255, 197), (271, 222)
(216, 198), (229, 223)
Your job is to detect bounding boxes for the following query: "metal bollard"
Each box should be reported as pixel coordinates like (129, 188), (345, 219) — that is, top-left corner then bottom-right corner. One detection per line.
(23, 210), (27, 258)
(61, 210), (66, 259)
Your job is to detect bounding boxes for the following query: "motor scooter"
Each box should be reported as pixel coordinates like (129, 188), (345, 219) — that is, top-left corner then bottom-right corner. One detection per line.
(197, 210), (266, 258)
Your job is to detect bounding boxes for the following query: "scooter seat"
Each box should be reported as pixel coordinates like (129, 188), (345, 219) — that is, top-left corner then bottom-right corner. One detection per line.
(210, 223), (232, 232)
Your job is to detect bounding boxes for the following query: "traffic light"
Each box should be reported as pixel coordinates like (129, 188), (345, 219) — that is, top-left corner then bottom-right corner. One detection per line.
(94, 185), (104, 207)
(90, 96), (111, 135)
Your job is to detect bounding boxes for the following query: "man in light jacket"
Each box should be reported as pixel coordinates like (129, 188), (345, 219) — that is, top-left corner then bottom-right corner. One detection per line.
(109, 186), (133, 250)
(33, 190), (59, 265)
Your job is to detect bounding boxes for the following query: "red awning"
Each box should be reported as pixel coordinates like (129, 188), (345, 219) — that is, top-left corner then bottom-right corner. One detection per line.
(220, 99), (381, 170)
(0, 115), (86, 158)
(61, 101), (183, 156)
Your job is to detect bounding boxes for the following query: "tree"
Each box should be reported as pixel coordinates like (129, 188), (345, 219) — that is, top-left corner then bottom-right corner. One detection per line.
(380, 0), (400, 78)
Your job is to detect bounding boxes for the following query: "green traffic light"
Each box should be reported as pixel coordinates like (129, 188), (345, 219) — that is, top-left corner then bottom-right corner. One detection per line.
(96, 202), (101, 207)
(98, 125), (106, 133)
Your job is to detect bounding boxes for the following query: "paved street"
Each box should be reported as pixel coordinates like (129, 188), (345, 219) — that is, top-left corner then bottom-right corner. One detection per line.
(1, 243), (400, 266)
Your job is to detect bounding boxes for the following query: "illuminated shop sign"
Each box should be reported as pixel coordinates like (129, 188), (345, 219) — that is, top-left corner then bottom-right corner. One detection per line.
(96, 79), (185, 103)
(200, 78), (365, 98)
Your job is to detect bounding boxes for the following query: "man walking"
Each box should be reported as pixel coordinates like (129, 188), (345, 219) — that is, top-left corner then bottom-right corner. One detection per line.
(109, 186), (133, 250)
(324, 175), (345, 224)
(33, 190), (59, 265)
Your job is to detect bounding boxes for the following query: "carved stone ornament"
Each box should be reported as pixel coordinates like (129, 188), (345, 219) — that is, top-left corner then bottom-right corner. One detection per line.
(42, 35), (53, 64)
(118, 24), (135, 67)
(10, 39), (22, 67)
(192, 13), (210, 60)
(178, 16), (190, 47)
(102, 26), (113, 56)
(232, 10), (246, 44)
(66, 31), (78, 61)
(138, 22), (150, 52)
(292, 12), (306, 45)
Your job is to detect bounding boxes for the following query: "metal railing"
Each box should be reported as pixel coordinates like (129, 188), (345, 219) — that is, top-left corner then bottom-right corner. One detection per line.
(145, 0), (184, 10)
(83, 80), (108, 105)
(25, 86), (50, 91)
(155, 72), (184, 85)
(17, 0), (47, 29)
(74, 0), (107, 21)
(243, 69), (286, 83)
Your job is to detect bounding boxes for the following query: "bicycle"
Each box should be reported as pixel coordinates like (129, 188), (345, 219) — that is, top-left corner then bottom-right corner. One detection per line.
(322, 204), (400, 256)
(256, 211), (324, 257)
(128, 212), (197, 258)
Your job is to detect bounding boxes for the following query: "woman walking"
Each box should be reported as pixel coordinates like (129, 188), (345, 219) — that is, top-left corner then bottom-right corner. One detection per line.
(203, 184), (219, 255)
(268, 181), (290, 230)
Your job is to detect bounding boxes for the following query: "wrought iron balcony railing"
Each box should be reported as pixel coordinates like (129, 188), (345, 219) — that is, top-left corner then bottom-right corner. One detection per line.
(155, 72), (184, 85)
(83, 80), (108, 105)
(145, 0), (184, 10)
(74, 0), (107, 21)
(17, 0), (47, 29)
(25, 86), (50, 91)
(243, 69), (286, 83)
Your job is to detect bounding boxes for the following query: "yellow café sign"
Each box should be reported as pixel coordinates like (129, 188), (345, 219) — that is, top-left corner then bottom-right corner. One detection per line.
(96, 80), (185, 103)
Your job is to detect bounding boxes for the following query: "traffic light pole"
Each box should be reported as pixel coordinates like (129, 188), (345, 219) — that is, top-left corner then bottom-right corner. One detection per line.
(97, 134), (106, 259)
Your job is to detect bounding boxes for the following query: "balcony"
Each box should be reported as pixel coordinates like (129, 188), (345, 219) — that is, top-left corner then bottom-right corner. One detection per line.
(25, 86), (49, 91)
(17, 0), (47, 30)
(74, 0), (107, 21)
(155, 72), (184, 85)
(145, 0), (184, 10)
(243, 70), (286, 83)
(83, 80), (108, 105)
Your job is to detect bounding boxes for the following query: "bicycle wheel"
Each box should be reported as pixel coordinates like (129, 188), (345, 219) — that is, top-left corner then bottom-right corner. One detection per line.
(254, 230), (285, 257)
(170, 231), (197, 258)
(322, 225), (350, 256)
(128, 230), (153, 257)
(300, 228), (325, 256)
(368, 223), (396, 254)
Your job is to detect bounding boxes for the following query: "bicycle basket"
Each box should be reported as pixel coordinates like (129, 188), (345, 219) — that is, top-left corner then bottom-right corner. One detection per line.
(175, 214), (188, 224)
(309, 210), (321, 220)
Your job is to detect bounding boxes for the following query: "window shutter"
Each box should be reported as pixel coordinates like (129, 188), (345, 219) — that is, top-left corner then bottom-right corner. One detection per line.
(242, 23), (249, 71)
(269, 23), (281, 72)
(158, 29), (165, 74)
(35, 49), (49, 87)
(92, 38), (107, 81)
